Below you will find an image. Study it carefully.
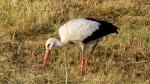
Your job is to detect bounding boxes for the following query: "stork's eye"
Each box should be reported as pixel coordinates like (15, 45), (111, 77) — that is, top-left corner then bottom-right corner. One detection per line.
(47, 44), (50, 47)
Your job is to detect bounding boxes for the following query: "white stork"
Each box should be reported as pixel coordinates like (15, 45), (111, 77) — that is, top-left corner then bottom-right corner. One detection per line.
(44, 18), (118, 72)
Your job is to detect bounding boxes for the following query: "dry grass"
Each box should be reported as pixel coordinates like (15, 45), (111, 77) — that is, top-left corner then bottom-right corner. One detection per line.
(0, 0), (150, 84)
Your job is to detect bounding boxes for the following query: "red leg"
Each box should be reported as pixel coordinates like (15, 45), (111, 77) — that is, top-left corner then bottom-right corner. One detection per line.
(80, 41), (99, 74)
(83, 57), (89, 73)
(80, 57), (89, 74)
(80, 55), (84, 73)
(84, 57), (89, 68)
(83, 41), (99, 73)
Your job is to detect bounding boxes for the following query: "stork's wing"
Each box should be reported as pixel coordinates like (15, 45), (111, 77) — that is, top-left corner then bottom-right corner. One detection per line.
(59, 19), (101, 42)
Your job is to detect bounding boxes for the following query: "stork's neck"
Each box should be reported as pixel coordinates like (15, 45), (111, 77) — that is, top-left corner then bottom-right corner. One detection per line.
(55, 39), (66, 47)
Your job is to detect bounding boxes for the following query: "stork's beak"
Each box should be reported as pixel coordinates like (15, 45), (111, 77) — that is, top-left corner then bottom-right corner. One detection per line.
(43, 48), (51, 68)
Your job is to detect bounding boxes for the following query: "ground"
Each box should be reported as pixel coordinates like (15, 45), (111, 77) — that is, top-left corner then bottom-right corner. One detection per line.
(0, 0), (150, 84)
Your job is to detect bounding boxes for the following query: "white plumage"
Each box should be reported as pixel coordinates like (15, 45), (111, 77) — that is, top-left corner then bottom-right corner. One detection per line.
(59, 19), (100, 44)
(43, 18), (118, 73)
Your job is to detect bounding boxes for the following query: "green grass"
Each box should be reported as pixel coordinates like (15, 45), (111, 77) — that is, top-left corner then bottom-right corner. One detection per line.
(0, 0), (150, 84)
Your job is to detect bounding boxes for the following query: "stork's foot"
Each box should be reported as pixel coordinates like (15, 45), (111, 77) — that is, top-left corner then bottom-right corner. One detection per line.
(80, 57), (89, 75)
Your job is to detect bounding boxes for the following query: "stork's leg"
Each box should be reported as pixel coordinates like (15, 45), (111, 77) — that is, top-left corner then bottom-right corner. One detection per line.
(79, 42), (86, 74)
(88, 41), (99, 59)
(84, 41), (99, 72)
(79, 41), (99, 74)
(80, 50), (89, 74)
(80, 49), (84, 73)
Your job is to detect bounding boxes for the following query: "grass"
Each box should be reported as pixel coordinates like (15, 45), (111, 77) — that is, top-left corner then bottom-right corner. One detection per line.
(0, 0), (150, 84)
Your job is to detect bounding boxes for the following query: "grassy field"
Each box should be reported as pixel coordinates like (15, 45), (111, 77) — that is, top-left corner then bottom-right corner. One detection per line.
(0, 0), (150, 84)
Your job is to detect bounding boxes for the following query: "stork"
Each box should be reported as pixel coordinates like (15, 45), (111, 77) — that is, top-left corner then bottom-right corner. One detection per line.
(44, 18), (118, 73)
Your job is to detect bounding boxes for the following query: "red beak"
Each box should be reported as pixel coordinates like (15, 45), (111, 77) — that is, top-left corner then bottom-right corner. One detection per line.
(43, 48), (51, 67)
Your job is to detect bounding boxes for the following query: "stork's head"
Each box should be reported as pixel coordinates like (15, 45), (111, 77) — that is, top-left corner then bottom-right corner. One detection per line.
(45, 38), (59, 49)
(44, 38), (58, 67)
(43, 38), (64, 67)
